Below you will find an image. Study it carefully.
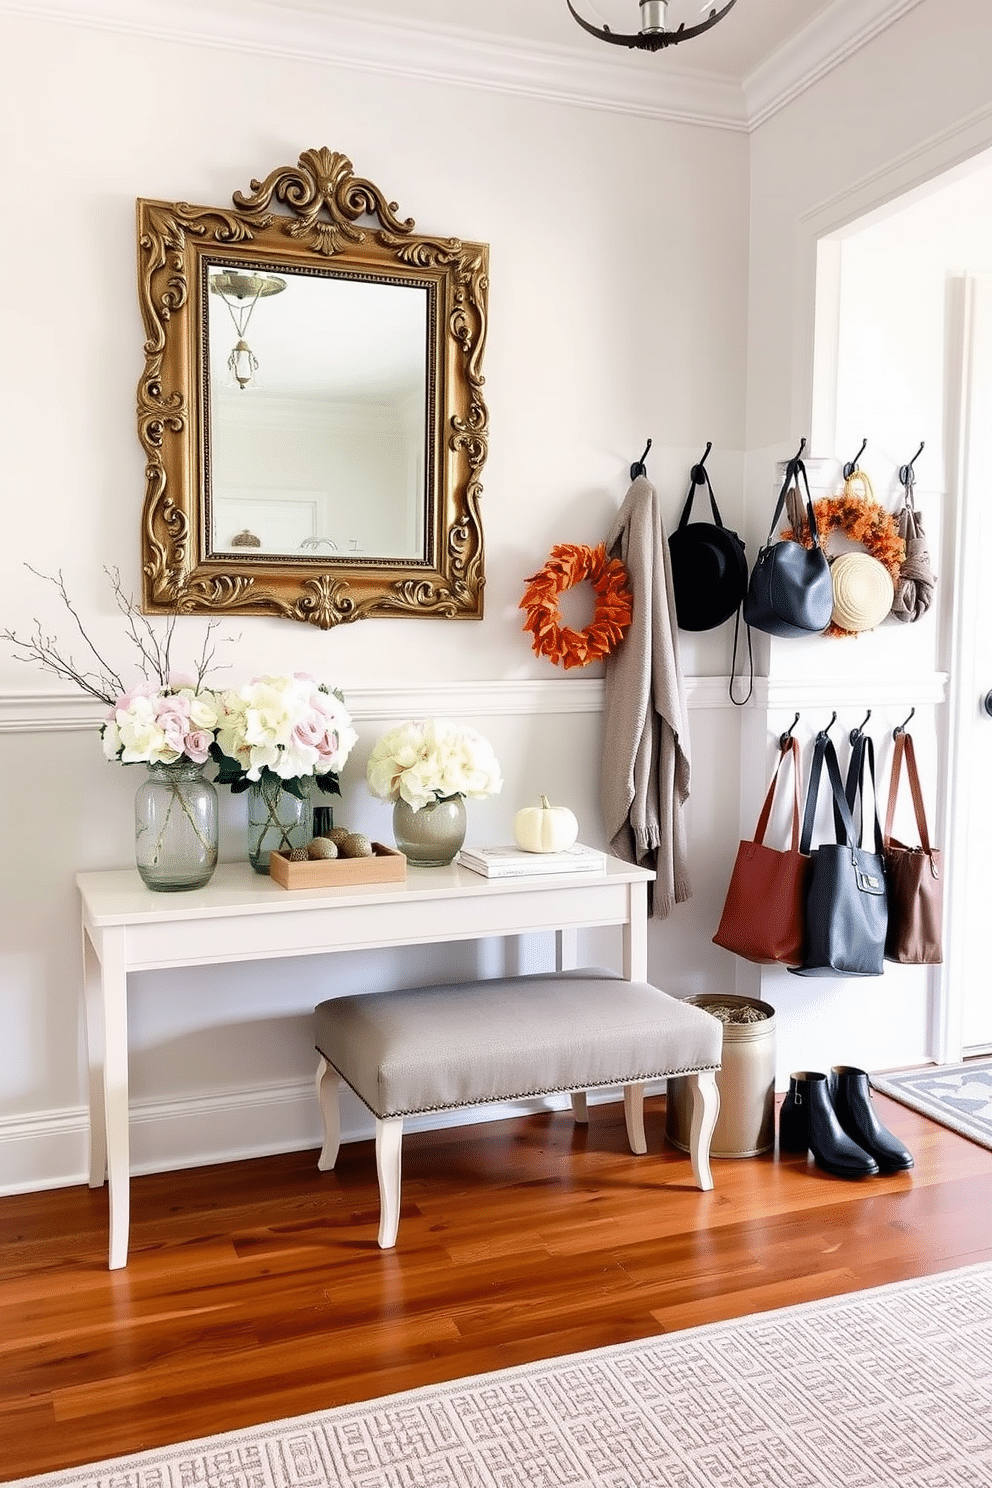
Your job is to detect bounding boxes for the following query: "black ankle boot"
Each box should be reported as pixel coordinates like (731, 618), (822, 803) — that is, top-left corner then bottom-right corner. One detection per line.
(830, 1067), (914, 1171)
(779, 1071), (879, 1178)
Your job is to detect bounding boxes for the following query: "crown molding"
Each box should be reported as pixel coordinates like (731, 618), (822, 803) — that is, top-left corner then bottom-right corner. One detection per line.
(744, 0), (926, 131)
(2, 0), (925, 129)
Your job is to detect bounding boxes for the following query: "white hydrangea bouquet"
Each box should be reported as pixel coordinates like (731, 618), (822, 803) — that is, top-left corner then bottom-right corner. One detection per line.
(213, 673), (358, 800)
(366, 717), (503, 810)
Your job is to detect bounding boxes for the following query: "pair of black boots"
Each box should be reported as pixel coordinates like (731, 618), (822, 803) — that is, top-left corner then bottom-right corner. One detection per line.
(779, 1067), (914, 1179)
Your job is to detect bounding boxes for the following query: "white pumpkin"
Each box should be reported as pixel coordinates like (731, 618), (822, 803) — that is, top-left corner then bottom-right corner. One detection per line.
(513, 795), (579, 853)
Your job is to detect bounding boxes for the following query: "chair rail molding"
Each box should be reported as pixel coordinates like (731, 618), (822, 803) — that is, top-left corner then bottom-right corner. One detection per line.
(0, 675), (743, 734)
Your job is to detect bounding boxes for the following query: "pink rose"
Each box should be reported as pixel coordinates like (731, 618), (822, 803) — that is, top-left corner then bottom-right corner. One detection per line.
(114, 679), (158, 711)
(183, 729), (213, 764)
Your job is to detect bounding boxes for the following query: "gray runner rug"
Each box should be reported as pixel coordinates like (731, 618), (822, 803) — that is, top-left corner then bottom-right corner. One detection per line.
(10, 1261), (992, 1488)
(873, 1057), (992, 1151)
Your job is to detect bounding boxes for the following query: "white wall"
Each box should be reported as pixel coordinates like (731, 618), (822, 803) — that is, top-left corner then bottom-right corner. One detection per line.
(3, 0), (991, 1195)
(0, 7), (750, 1190)
(743, 0), (992, 1080)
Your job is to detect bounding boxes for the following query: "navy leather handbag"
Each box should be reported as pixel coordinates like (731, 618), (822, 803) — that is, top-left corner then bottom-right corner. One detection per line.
(744, 458), (833, 638)
(790, 731), (888, 978)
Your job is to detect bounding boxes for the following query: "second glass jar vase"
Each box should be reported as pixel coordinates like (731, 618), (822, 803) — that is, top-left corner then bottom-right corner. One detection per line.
(247, 775), (314, 873)
(134, 760), (218, 892)
(392, 794), (466, 867)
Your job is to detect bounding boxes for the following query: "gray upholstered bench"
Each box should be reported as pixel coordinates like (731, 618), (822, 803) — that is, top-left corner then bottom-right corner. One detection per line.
(314, 968), (722, 1247)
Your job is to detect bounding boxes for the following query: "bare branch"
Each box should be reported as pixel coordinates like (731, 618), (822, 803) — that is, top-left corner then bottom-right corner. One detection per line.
(1, 620), (120, 704)
(4, 565), (239, 704)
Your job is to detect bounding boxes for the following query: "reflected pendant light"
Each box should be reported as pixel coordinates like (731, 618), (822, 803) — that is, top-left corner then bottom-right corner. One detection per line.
(567, 0), (738, 50)
(208, 270), (286, 390)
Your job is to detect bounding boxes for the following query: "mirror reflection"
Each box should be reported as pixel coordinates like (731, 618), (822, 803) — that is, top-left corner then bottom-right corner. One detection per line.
(206, 265), (430, 561)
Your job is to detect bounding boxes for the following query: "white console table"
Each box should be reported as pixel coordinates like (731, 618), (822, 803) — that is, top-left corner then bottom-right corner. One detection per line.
(77, 857), (653, 1269)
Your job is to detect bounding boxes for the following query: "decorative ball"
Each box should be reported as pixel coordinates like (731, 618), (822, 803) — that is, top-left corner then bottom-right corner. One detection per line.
(308, 837), (339, 860)
(288, 847), (310, 861)
(338, 832), (374, 859)
(327, 826), (353, 846)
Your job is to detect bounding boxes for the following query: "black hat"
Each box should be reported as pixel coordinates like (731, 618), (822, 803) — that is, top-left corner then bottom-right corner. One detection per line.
(668, 460), (747, 631)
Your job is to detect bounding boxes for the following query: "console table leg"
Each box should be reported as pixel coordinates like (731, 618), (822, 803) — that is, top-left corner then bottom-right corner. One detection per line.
(82, 925), (106, 1189)
(101, 929), (131, 1269)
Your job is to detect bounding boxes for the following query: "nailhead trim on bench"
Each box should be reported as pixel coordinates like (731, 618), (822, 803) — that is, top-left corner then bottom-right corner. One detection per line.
(325, 1060), (721, 1120)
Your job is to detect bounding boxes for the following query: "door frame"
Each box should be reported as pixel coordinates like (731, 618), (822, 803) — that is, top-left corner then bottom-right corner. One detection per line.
(938, 272), (992, 1060)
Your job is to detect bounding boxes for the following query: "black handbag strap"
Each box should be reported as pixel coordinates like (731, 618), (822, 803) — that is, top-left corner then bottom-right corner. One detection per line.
(751, 736), (802, 852)
(763, 458), (823, 551)
(884, 730), (935, 857)
(728, 607), (753, 706)
(799, 731), (859, 856)
(841, 731), (885, 856)
(676, 464), (726, 531)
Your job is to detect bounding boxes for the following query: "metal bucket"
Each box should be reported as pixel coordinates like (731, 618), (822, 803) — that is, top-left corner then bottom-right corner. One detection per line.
(665, 994), (776, 1158)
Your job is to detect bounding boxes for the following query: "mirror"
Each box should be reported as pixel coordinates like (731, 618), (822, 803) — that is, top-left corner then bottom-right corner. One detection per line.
(137, 148), (489, 627)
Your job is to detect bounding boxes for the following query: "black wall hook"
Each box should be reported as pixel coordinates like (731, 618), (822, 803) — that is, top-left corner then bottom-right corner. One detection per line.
(779, 712), (800, 749)
(898, 441), (925, 487)
(820, 711), (837, 738)
(630, 438), (652, 480)
(894, 706), (916, 738)
(690, 440), (713, 485)
(849, 708), (871, 744)
(843, 438), (868, 479)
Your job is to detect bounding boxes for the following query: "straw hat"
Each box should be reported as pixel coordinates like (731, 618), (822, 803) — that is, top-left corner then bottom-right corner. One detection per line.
(829, 552), (894, 633)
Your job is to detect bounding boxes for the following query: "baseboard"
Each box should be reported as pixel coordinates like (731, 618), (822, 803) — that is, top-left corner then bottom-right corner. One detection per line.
(0, 1078), (663, 1196)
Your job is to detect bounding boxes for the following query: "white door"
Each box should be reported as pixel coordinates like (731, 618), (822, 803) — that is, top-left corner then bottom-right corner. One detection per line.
(943, 273), (992, 1055)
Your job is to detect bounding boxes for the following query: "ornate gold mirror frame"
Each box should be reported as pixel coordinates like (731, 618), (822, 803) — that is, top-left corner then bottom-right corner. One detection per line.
(137, 148), (488, 628)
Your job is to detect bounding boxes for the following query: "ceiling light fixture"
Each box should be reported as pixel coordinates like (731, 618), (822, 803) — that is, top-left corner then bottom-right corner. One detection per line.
(208, 270), (286, 391)
(567, 0), (738, 51)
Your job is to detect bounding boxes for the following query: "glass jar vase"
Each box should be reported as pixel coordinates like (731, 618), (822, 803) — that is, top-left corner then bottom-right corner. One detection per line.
(134, 761), (218, 892)
(392, 794), (466, 867)
(247, 775), (314, 873)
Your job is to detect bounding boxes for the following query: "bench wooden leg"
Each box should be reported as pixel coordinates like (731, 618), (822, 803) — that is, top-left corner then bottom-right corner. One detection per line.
(686, 1070), (719, 1191)
(375, 1116), (404, 1249)
(623, 1081), (647, 1154)
(316, 1057), (341, 1171)
(570, 1090), (589, 1124)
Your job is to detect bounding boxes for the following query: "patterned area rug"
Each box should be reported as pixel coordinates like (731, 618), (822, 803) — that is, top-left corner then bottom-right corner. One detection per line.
(11, 1262), (992, 1488)
(873, 1057), (992, 1151)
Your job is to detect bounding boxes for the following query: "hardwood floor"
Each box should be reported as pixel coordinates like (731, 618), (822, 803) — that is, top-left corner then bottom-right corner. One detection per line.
(2, 1091), (991, 1481)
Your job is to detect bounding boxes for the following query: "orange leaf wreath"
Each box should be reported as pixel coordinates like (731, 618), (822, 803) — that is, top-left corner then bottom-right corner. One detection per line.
(784, 491), (905, 639)
(520, 543), (633, 669)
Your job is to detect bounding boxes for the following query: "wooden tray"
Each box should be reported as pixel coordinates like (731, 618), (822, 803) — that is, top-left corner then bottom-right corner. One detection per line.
(269, 843), (406, 889)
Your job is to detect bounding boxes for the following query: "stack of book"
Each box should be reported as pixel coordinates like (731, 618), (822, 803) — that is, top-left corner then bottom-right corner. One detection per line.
(456, 844), (608, 879)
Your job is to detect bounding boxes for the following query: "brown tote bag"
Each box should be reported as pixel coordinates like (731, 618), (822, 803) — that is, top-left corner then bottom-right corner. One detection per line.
(883, 730), (943, 965)
(713, 735), (811, 965)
